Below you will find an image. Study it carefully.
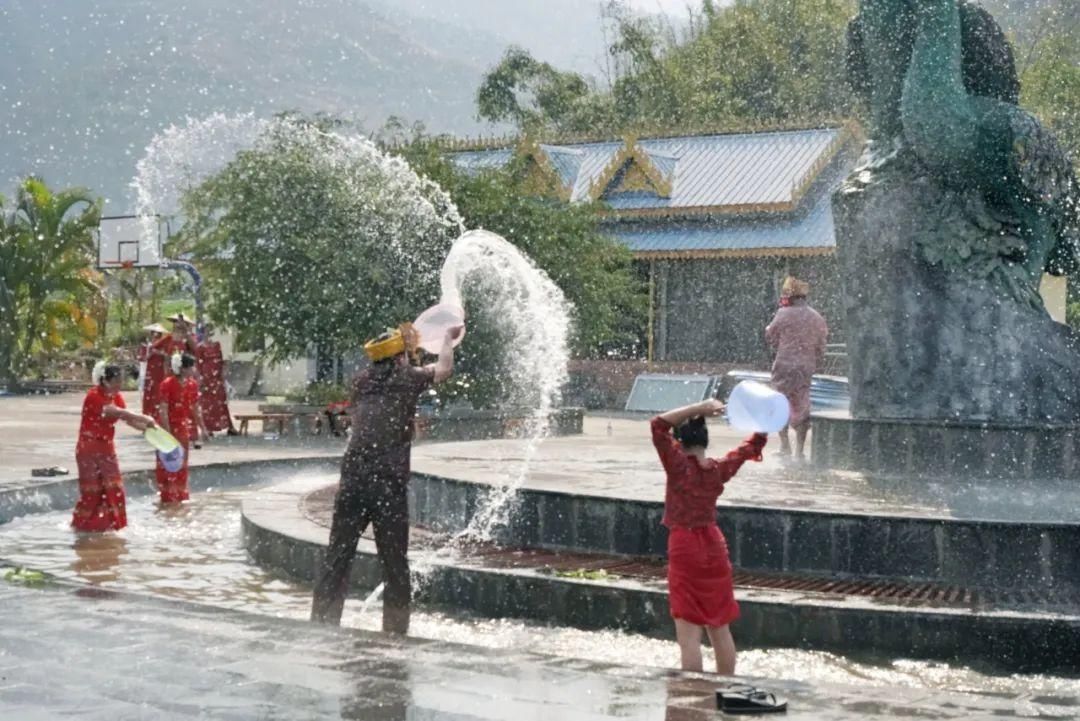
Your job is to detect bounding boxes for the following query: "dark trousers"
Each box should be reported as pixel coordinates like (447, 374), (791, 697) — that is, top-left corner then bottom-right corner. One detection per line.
(310, 459), (411, 633)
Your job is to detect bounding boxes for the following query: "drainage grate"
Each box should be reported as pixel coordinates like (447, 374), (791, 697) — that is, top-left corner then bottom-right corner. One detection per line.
(438, 540), (992, 609)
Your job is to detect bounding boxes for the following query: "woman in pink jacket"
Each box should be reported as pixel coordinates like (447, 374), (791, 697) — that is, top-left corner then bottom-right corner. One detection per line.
(765, 277), (828, 462)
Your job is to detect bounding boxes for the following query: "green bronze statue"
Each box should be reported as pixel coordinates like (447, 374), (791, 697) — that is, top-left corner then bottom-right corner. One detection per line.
(836, 0), (1080, 423)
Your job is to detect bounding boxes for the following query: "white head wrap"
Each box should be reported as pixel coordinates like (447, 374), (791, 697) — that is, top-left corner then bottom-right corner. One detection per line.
(91, 360), (107, 385)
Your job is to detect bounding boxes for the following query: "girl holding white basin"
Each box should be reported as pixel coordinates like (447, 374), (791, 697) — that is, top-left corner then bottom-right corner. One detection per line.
(651, 398), (767, 675)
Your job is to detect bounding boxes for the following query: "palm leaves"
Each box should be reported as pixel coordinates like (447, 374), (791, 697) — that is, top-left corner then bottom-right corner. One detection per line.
(0, 178), (101, 382)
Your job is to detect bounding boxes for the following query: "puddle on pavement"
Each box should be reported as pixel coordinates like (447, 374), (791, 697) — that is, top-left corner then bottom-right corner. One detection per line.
(0, 480), (1076, 699)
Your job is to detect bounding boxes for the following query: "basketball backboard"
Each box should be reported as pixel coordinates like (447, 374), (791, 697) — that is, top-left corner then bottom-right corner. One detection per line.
(97, 215), (164, 269)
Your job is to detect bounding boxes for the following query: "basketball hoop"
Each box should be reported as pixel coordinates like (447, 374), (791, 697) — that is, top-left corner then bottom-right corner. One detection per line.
(96, 215), (164, 270)
(100, 260), (138, 271)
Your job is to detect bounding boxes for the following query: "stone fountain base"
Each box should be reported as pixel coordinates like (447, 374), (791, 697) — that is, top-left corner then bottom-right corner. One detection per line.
(811, 410), (1080, 481)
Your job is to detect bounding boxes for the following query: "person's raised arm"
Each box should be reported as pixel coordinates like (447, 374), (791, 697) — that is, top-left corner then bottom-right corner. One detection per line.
(431, 325), (465, 384)
(657, 399), (725, 428)
(711, 433), (768, 485)
(650, 399), (725, 473)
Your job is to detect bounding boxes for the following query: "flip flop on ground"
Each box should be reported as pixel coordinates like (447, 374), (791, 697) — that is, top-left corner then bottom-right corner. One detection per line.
(31, 466), (69, 477)
(716, 688), (788, 715)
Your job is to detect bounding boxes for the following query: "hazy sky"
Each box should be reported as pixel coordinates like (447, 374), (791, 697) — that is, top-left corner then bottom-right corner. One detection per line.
(625, 0), (722, 15)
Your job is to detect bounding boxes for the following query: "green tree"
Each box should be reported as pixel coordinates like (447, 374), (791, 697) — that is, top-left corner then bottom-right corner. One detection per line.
(0, 179), (101, 384)
(178, 118), (461, 374)
(1018, 2), (1080, 159)
(476, 0), (856, 135)
(476, 47), (615, 133)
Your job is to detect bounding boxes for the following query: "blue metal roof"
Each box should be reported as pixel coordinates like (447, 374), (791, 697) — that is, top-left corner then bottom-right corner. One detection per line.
(451, 148), (514, 173)
(608, 190), (837, 254)
(448, 128), (846, 210)
(539, 144), (585, 187)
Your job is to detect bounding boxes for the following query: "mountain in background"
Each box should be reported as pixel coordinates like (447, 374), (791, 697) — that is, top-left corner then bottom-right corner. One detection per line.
(371, 0), (610, 74)
(0, 0), (609, 212)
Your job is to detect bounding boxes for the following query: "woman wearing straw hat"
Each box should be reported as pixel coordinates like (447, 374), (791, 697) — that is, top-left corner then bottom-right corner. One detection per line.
(765, 277), (828, 462)
(72, 363), (157, 532)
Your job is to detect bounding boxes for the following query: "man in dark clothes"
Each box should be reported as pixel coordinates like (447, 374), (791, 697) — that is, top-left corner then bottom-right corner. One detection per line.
(311, 321), (464, 633)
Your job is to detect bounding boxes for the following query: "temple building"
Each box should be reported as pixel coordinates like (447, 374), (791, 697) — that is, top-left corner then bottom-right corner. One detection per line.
(449, 125), (862, 366)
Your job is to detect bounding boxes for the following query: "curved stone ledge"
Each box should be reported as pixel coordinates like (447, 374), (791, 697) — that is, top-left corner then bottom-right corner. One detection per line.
(812, 412), (1080, 481)
(0, 456), (340, 525)
(406, 473), (1080, 596)
(241, 477), (1080, 673)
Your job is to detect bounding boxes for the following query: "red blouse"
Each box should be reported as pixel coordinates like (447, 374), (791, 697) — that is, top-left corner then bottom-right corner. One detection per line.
(78, 386), (125, 453)
(159, 375), (199, 433)
(651, 416), (766, 529)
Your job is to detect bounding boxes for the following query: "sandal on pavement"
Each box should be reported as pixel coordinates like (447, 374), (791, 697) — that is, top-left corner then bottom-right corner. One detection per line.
(31, 466), (69, 477)
(717, 689), (788, 715)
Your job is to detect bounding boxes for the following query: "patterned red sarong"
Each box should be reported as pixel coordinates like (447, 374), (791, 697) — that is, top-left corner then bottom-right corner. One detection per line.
(72, 449), (127, 532)
(667, 525), (739, 627)
(72, 387), (128, 532)
(197, 341), (233, 432)
(156, 375), (198, 503)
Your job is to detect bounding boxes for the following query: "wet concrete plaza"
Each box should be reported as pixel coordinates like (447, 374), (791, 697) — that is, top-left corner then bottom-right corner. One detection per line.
(2, 394), (1079, 718)
(2, 579), (1079, 720)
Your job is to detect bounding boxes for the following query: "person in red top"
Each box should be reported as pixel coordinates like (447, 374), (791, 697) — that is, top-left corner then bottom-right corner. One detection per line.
(652, 399), (767, 675)
(73, 364), (156, 532)
(156, 353), (211, 504)
(145, 314), (197, 422)
(195, 325), (238, 435)
(138, 323), (167, 418)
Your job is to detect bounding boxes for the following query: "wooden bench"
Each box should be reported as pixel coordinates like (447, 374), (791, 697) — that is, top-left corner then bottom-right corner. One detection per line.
(235, 414), (293, 436)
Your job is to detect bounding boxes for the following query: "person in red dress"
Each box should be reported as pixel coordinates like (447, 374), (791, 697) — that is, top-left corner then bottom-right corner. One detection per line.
(156, 353), (211, 504)
(73, 364), (156, 532)
(145, 314), (197, 422)
(195, 325), (238, 435)
(139, 323), (167, 420)
(652, 399), (766, 674)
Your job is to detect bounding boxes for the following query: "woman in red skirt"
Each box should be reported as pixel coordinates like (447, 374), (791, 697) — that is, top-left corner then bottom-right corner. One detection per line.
(156, 353), (211, 504)
(195, 325), (238, 435)
(652, 399), (766, 674)
(138, 323), (167, 419)
(73, 364), (157, 532)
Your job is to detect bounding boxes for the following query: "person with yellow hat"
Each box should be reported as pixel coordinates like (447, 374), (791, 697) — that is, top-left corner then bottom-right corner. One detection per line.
(765, 276), (828, 462)
(311, 320), (464, 633)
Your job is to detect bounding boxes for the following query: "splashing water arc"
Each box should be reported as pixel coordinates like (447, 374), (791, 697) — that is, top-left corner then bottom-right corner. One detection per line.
(131, 113), (463, 261)
(440, 229), (573, 540)
(360, 229), (572, 612)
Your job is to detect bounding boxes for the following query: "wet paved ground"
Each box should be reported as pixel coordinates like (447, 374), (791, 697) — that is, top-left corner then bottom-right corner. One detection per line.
(3, 394), (1080, 718)
(5, 393), (1078, 522)
(2, 580), (1078, 720)
(0, 394), (343, 493)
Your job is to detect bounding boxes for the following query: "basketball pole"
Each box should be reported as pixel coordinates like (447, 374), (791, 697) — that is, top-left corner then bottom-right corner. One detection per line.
(163, 259), (205, 341)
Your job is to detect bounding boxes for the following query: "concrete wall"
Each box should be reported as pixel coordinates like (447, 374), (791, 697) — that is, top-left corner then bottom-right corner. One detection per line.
(653, 255), (843, 364)
(216, 328), (315, 396)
